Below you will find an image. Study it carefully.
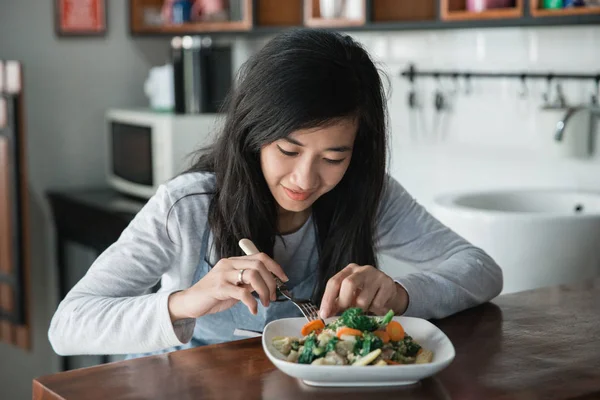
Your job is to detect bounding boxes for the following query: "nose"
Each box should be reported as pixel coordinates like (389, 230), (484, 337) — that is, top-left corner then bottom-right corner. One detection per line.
(290, 156), (319, 191)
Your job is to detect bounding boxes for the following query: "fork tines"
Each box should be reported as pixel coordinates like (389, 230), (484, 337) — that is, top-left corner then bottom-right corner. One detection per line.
(297, 301), (322, 322)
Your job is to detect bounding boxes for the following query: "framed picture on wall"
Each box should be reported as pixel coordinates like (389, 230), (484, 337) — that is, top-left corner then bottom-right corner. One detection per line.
(55, 0), (107, 36)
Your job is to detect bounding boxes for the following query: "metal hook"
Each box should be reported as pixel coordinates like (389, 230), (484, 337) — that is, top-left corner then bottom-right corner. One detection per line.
(592, 75), (600, 105)
(464, 74), (472, 95)
(518, 74), (528, 98)
(406, 64), (419, 109)
(554, 81), (567, 108)
(433, 74), (446, 111)
(543, 74), (554, 104)
(450, 73), (460, 96)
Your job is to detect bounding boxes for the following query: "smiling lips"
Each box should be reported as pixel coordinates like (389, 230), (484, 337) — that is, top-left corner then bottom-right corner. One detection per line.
(283, 187), (312, 201)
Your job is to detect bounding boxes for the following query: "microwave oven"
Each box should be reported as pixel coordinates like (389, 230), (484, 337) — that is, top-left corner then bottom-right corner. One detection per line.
(106, 108), (219, 199)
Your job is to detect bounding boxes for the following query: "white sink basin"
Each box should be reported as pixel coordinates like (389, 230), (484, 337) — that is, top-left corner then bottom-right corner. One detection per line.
(431, 189), (600, 294)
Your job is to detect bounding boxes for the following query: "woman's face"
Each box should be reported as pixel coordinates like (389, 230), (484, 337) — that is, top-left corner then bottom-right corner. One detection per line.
(260, 118), (358, 214)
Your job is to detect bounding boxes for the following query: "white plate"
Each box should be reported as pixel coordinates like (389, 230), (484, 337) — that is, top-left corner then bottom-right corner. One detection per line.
(262, 316), (455, 387)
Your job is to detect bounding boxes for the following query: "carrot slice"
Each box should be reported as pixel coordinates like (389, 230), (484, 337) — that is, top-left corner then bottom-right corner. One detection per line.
(386, 321), (405, 341)
(385, 359), (400, 365)
(374, 330), (390, 344)
(300, 320), (325, 336)
(336, 327), (363, 339)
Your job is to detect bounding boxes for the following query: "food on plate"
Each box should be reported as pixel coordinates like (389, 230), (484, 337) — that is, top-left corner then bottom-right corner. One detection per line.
(271, 308), (434, 366)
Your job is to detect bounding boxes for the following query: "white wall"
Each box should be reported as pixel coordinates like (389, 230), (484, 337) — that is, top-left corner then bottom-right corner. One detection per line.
(368, 27), (600, 207)
(0, 1), (170, 399)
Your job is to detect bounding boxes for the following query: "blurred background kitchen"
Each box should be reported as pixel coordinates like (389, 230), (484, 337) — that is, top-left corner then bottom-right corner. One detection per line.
(1, 0), (600, 398)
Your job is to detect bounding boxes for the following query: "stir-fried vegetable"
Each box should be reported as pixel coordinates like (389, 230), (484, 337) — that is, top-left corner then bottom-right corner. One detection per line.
(339, 307), (379, 332)
(274, 308), (434, 366)
(386, 320), (405, 341)
(354, 331), (384, 357)
(298, 333), (318, 364)
(300, 319), (325, 336)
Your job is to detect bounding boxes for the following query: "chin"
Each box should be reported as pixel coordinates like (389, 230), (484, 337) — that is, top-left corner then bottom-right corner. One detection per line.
(278, 198), (312, 213)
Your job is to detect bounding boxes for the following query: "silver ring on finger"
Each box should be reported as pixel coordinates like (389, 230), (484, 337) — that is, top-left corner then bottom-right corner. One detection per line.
(237, 269), (246, 286)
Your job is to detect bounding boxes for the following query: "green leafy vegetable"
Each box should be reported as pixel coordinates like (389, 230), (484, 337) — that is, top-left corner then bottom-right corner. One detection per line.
(339, 307), (379, 332)
(376, 310), (395, 328)
(312, 347), (325, 357)
(298, 333), (318, 364)
(291, 340), (300, 351)
(325, 336), (339, 353)
(355, 332), (383, 356)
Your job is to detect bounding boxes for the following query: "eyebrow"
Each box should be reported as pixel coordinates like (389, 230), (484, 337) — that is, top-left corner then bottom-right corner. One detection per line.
(283, 137), (353, 153)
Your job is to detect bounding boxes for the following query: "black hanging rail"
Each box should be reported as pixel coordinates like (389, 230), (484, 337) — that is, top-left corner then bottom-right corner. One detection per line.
(401, 64), (600, 84)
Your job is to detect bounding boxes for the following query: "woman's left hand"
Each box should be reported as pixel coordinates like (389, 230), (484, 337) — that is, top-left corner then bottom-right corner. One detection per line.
(319, 264), (409, 319)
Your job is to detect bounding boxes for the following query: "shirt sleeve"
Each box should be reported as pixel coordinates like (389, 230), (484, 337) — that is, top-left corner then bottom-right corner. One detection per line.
(375, 175), (503, 319)
(48, 184), (196, 356)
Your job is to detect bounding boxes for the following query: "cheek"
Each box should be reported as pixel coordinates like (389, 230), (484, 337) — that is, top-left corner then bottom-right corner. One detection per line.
(261, 147), (288, 184)
(321, 161), (351, 190)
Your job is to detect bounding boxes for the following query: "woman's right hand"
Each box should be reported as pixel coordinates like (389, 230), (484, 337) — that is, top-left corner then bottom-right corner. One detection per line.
(168, 253), (289, 321)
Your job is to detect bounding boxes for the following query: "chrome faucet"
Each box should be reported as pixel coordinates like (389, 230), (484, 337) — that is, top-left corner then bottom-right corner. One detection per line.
(554, 105), (600, 142)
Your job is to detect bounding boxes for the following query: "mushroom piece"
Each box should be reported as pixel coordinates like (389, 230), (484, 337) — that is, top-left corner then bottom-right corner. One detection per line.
(416, 349), (434, 364)
(317, 331), (335, 347)
(335, 340), (355, 357)
(323, 351), (347, 365)
(287, 350), (299, 363)
(272, 336), (296, 356)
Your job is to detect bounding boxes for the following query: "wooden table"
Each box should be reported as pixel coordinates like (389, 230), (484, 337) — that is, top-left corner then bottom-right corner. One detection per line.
(33, 279), (600, 400)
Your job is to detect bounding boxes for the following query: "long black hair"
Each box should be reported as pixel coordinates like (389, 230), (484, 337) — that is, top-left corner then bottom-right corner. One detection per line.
(188, 28), (388, 303)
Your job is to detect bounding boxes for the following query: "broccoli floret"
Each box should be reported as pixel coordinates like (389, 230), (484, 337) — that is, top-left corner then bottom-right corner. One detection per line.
(339, 307), (379, 332)
(403, 336), (421, 357)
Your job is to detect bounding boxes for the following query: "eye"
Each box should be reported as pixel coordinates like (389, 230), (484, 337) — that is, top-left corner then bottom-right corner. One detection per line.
(277, 145), (298, 157)
(324, 158), (346, 165)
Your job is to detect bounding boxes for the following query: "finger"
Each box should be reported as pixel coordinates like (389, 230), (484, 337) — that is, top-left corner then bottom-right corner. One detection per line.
(229, 256), (281, 301)
(369, 284), (393, 316)
(250, 255), (282, 301)
(230, 253), (289, 283)
(228, 265), (271, 307)
(320, 265), (357, 318)
(242, 267), (272, 307)
(246, 259), (278, 302)
(225, 284), (258, 315)
(337, 271), (367, 311)
(253, 252), (289, 283)
(354, 282), (379, 313)
(370, 279), (397, 315)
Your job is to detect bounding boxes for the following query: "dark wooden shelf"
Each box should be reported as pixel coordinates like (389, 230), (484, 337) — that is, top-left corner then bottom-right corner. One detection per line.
(441, 0), (524, 21)
(257, 0), (303, 27)
(130, 0), (253, 34)
(530, 0), (600, 17)
(128, 0), (600, 36)
(304, 0), (366, 28)
(372, 0), (437, 22)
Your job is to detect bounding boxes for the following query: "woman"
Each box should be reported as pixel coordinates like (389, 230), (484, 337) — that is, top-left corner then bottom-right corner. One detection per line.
(48, 29), (502, 357)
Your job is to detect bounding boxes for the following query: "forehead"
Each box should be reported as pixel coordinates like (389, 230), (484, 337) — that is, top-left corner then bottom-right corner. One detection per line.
(288, 118), (358, 145)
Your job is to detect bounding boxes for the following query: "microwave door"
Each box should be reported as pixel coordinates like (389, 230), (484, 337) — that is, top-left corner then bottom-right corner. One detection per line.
(111, 122), (154, 187)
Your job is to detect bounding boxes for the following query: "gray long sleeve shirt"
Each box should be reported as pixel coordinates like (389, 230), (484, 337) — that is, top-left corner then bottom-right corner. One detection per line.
(48, 172), (503, 356)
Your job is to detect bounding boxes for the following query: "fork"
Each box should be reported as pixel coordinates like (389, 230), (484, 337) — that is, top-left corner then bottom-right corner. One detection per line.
(238, 238), (324, 323)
